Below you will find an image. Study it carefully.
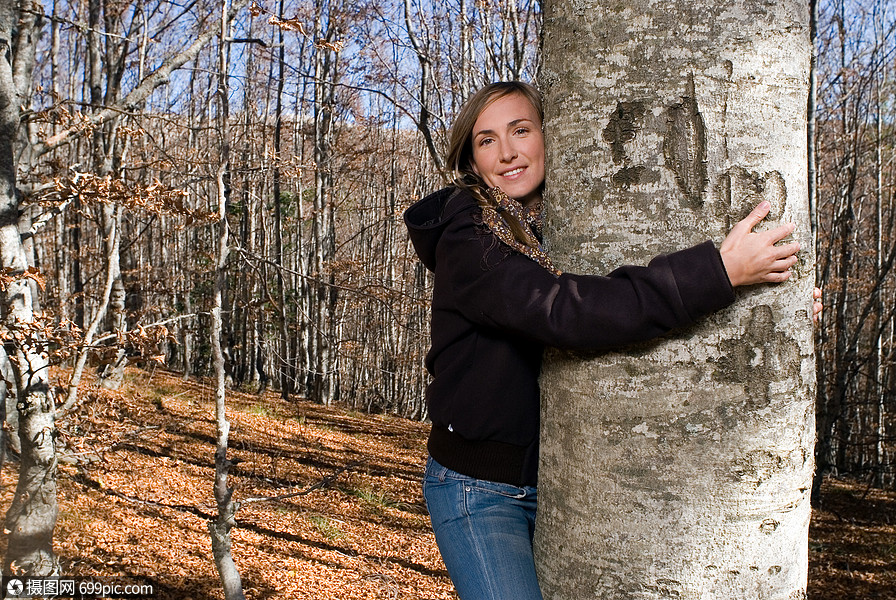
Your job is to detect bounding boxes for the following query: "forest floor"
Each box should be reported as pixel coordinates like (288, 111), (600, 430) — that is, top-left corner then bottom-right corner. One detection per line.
(0, 367), (894, 600)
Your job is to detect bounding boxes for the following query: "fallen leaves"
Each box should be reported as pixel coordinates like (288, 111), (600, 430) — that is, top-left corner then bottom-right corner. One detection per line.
(0, 367), (892, 599)
(1, 368), (454, 599)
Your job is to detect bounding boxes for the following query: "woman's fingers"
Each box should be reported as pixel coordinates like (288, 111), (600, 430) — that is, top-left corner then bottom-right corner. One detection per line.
(763, 222), (797, 245)
(738, 201), (772, 232)
(813, 287), (823, 322)
(723, 206), (822, 320)
(766, 270), (793, 282)
(772, 241), (801, 260)
(771, 254), (798, 271)
(720, 202), (805, 286)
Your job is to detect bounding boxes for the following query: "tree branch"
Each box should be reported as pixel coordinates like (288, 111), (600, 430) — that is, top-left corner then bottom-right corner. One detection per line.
(31, 0), (251, 158)
(238, 460), (365, 506)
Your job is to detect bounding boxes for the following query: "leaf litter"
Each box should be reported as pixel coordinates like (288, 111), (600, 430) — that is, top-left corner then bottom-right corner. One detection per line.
(0, 368), (892, 599)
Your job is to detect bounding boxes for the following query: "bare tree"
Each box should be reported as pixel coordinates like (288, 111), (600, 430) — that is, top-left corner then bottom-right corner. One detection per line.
(207, 2), (246, 597)
(535, 0), (816, 597)
(0, 0), (58, 576)
(813, 0), (896, 492)
(2, 0), (249, 576)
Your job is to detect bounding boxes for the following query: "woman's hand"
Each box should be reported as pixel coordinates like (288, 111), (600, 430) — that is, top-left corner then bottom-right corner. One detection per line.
(720, 201), (800, 287)
(813, 287), (823, 323)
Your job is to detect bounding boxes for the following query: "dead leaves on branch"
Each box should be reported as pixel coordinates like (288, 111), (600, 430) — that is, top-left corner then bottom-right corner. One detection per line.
(82, 323), (179, 372)
(252, 2), (346, 52)
(1, 306), (176, 374)
(51, 173), (216, 225)
(27, 102), (146, 155)
(268, 14), (310, 35)
(28, 101), (94, 140)
(0, 266), (45, 292)
(0, 311), (82, 367)
(97, 325), (178, 369)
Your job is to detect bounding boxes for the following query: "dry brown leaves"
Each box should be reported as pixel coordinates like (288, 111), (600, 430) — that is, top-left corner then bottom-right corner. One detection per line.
(808, 479), (896, 599)
(0, 266), (45, 292)
(0, 368), (893, 599)
(2, 368), (455, 599)
(253, 1), (345, 53)
(50, 173), (216, 225)
(0, 309), (83, 367)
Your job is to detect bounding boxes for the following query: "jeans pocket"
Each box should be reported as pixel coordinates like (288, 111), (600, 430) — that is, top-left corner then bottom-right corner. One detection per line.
(423, 475), (466, 530)
(467, 478), (528, 499)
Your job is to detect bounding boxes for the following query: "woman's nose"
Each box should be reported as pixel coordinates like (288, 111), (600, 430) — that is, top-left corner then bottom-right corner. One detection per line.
(499, 139), (517, 161)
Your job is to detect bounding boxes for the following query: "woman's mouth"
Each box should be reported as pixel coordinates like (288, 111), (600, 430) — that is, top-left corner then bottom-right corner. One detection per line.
(502, 167), (525, 178)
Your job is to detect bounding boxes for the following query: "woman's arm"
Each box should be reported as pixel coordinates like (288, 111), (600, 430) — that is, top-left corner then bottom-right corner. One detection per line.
(438, 212), (734, 350)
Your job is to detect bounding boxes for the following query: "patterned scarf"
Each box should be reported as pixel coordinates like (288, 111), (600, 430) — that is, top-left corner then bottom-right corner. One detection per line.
(481, 187), (561, 276)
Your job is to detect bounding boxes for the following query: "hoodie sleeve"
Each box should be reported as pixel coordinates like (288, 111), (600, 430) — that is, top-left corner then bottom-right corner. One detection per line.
(435, 209), (735, 351)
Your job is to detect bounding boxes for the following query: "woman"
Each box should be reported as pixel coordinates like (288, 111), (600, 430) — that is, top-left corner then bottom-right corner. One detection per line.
(403, 81), (819, 600)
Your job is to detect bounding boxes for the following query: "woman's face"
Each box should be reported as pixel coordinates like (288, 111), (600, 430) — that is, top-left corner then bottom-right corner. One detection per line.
(470, 92), (545, 207)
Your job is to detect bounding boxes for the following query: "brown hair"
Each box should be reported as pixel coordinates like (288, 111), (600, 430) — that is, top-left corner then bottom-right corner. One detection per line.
(446, 81), (544, 248)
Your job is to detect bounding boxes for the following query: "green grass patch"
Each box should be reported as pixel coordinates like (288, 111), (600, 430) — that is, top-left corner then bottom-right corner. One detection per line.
(350, 487), (397, 508)
(309, 515), (344, 540)
(345, 486), (416, 513)
(145, 383), (182, 409)
(246, 404), (271, 417)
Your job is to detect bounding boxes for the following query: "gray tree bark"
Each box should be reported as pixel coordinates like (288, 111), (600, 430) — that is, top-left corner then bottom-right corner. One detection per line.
(305, 2), (340, 406)
(208, 3), (245, 599)
(535, 1), (816, 599)
(0, 0), (58, 576)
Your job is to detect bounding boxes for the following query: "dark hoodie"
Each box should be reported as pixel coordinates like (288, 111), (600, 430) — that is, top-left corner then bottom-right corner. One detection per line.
(404, 186), (735, 487)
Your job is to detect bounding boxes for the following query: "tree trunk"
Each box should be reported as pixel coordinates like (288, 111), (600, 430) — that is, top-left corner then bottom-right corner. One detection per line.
(209, 3), (245, 598)
(62, 204), (120, 411)
(0, 343), (15, 469)
(98, 206), (127, 390)
(71, 200), (85, 330)
(273, 0), (290, 400)
(0, 1), (58, 577)
(306, 4), (340, 406)
(535, 1), (816, 598)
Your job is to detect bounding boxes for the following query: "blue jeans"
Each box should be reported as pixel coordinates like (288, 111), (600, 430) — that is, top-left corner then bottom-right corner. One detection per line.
(423, 456), (543, 600)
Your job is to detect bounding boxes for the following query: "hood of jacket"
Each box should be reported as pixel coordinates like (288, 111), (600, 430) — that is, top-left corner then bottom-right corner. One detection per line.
(404, 186), (478, 272)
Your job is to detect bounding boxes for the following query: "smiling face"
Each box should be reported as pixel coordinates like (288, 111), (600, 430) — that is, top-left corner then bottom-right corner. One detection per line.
(470, 92), (545, 207)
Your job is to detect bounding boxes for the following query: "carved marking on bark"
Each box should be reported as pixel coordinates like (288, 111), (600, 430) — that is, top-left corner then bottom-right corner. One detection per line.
(733, 447), (789, 487)
(724, 166), (788, 214)
(663, 75), (707, 207)
(611, 165), (646, 188)
(712, 305), (802, 408)
(715, 172), (734, 229)
(602, 101), (646, 164)
(643, 578), (683, 598)
(760, 518), (780, 534)
(602, 101), (647, 189)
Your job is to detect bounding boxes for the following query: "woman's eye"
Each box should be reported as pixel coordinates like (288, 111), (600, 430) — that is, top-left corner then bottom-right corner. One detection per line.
(515, 127), (529, 135)
(479, 137), (494, 146)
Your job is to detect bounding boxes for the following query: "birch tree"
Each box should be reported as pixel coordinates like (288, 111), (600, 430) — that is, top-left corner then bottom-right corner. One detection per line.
(1, 0), (58, 576)
(208, 2), (245, 595)
(535, 1), (816, 598)
(2, 0), (249, 575)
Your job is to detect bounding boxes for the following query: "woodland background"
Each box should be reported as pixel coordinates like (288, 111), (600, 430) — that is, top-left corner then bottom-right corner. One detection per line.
(0, 0), (893, 583)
